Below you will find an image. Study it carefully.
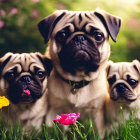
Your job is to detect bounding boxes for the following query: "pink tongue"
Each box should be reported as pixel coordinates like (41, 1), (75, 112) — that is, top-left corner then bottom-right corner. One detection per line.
(24, 90), (30, 95)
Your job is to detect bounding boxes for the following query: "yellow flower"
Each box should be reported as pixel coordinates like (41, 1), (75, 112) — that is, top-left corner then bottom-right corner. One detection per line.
(120, 106), (123, 110)
(0, 96), (10, 109)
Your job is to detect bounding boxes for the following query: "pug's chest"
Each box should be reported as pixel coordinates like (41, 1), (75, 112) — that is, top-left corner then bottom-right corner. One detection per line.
(48, 90), (77, 109)
(49, 83), (105, 111)
(48, 72), (108, 111)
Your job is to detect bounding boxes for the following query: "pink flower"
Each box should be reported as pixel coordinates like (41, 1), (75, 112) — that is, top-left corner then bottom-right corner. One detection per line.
(9, 8), (19, 16)
(0, 20), (5, 29)
(31, 0), (40, 3)
(24, 90), (30, 95)
(53, 113), (80, 125)
(31, 9), (39, 19)
(0, 10), (6, 16)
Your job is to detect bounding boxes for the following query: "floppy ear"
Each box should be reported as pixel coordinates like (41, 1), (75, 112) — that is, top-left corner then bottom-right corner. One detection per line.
(106, 60), (113, 76)
(0, 52), (13, 76)
(38, 10), (66, 43)
(94, 9), (122, 42)
(36, 53), (53, 76)
(132, 59), (140, 75)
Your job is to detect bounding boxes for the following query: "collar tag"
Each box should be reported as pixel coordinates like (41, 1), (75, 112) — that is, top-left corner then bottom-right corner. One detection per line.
(71, 86), (78, 94)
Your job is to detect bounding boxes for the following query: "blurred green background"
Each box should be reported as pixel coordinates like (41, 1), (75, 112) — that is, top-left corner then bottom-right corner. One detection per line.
(0, 0), (140, 62)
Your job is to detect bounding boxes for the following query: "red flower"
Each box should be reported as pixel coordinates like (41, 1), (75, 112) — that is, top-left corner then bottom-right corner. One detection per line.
(53, 113), (80, 125)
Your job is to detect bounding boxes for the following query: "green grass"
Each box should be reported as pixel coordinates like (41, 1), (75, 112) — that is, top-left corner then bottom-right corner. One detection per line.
(0, 113), (140, 140)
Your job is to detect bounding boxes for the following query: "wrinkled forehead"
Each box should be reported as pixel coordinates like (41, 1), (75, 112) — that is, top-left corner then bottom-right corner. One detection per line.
(3, 54), (44, 73)
(52, 11), (107, 36)
(108, 62), (139, 79)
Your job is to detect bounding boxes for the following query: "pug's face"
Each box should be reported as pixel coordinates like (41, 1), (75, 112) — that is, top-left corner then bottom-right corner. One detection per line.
(0, 52), (52, 104)
(38, 10), (121, 81)
(107, 60), (140, 102)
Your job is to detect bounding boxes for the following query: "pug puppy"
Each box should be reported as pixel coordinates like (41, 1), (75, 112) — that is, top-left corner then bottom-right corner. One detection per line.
(38, 9), (121, 138)
(105, 60), (140, 132)
(0, 52), (52, 131)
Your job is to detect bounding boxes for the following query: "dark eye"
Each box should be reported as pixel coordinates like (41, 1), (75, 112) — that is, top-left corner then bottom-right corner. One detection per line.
(128, 79), (138, 88)
(108, 75), (116, 86)
(57, 31), (67, 42)
(5, 72), (15, 81)
(93, 32), (104, 43)
(37, 71), (45, 79)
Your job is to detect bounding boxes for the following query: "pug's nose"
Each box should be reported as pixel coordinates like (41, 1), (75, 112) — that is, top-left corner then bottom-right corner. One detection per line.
(116, 83), (126, 93)
(73, 35), (86, 43)
(20, 76), (31, 83)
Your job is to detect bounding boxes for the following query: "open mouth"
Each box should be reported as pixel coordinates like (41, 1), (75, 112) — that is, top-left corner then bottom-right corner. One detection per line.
(20, 89), (34, 103)
(21, 88), (42, 103)
(8, 78), (43, 104)
(23, 89), (31, 96)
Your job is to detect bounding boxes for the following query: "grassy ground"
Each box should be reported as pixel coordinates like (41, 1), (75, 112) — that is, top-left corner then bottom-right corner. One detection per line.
(0, 112), (140, 140)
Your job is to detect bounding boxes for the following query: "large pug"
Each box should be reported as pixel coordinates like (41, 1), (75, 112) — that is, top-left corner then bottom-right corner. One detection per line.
(105, 60), (140, 132)
(38, 9), (121, 138)
(0, 52), (52, 131)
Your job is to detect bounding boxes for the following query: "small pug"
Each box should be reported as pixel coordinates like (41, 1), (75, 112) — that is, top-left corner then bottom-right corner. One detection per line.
(0, 52), (52, 131)
(38, 9), (121, 138)
(105, 60), (140, 132)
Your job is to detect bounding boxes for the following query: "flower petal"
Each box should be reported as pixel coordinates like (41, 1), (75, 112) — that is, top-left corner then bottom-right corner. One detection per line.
(53, 113), (80, 125)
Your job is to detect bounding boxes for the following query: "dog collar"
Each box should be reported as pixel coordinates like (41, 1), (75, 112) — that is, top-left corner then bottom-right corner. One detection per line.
(57, 72), (90, 94)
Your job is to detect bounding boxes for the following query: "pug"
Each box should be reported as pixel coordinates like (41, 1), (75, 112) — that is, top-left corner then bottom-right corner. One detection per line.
(105, 60), (140, 132)
(38, 9), (121, 138)
(0, 52), (52, 131)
